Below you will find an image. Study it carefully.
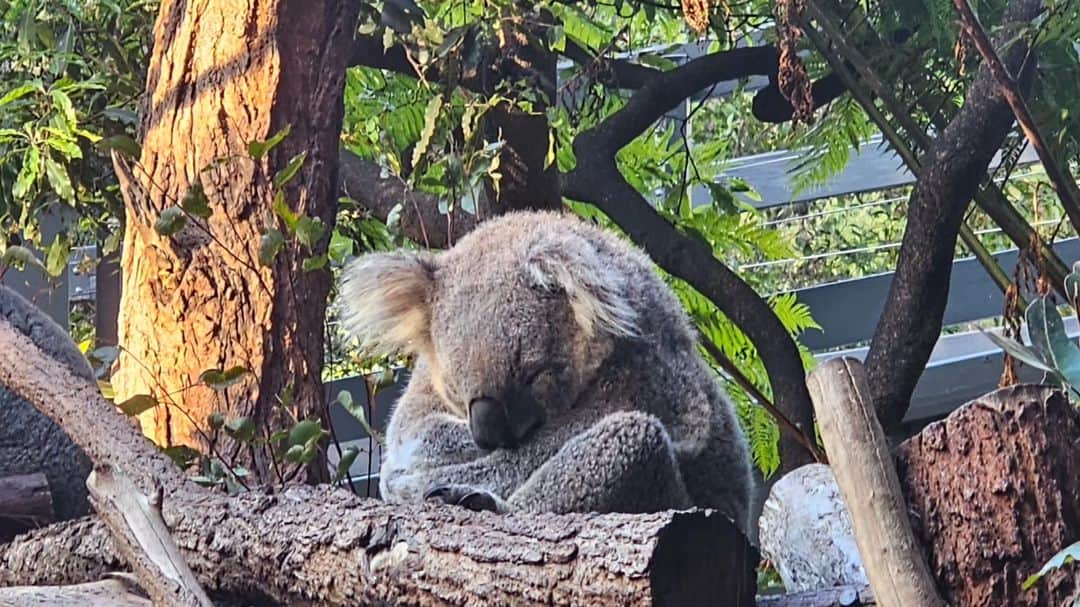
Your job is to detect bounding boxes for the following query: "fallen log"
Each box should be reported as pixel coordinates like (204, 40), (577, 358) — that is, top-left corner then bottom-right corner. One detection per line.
(897, 384), (1080, 607)
(0, 576), (151, 607)
(0, 473), (53, 541)
(0, 315), (757, 606)
(757, 584), (874, 606)
(806, 357), (944, 607)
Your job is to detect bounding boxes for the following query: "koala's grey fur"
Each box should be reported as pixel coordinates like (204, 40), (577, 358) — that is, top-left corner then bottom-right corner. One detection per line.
(338, 210), (753, 530)
(0, 285), (93, 521)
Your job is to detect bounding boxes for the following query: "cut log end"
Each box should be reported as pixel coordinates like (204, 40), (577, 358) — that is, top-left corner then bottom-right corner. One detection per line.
(649, 511), (758, 607)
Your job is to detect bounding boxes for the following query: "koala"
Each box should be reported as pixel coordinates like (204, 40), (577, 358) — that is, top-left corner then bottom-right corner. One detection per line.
(338, 210), (753, 531)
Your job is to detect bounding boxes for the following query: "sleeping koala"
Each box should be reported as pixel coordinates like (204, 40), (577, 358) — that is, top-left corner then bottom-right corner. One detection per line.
(338, 210), (753, 530)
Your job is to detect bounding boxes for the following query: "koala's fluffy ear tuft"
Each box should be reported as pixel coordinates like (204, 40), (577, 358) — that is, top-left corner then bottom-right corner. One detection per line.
(337, 251), (436, 356)
(524, 235), (640, 338)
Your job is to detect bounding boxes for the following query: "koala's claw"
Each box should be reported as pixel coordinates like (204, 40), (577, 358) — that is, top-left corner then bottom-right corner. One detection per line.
(424, 485), (505, 513)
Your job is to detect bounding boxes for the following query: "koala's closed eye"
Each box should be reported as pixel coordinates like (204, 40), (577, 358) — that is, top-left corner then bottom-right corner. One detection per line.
(524, 362), (568, 386)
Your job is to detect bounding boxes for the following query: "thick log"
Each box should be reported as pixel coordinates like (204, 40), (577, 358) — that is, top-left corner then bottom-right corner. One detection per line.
(806, 357), (944, 607)
(897, 384), (1080, 607)
(0, 286), (92, 523)
(0, 316), (757, 606)
(0, 577), (151, 607)
(86, 465), (212, 606)
(758, 464), (867, 592)
(757, 584), (874, 606)
(0, 473), (54, 540)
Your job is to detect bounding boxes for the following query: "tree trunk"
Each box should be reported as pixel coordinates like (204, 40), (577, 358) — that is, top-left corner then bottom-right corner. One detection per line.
(757, 585), (874, 607)
(110, 0), (359, 480)
(897, 384), (1080, 607)
(864, 0), (1043, 429)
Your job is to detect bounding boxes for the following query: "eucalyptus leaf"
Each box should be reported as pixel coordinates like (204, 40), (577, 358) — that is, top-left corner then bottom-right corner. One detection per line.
(334, 446), (360, 482)
(980, 329), (1063, 381)
(154, 206), (187, 235)
(248, 124), (291, 159)
(272, 152), (306, 188)
(1023, 541), (1080, 590)
(117, 394), (157, 416)
(259, 229), (285, 266)
(2, 245), (47, 274)
(1025, 297), (1080, 387)
(199, 366), (250, 390)
(224, 416), (256, 443)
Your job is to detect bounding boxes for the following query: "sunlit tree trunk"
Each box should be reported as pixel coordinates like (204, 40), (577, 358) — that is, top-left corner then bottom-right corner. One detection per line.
(111, 0), (358, 482)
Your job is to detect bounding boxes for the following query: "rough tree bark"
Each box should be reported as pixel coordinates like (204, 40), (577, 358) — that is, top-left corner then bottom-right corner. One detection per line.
(0, 286), (92, 524)
(864, 0), (1044, 429)
(109, 0), (359, 479)
(0, 316), (757, 606)
(897, 385), (1080, 607)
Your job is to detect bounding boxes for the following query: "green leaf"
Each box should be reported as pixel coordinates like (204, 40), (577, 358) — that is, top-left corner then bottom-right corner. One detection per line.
(45, 233), (71, 278)
(295, 216), (326, 248)
(334, 446), (360, 482)
(0, 82), (40, 108)
(328, 230), (353, 264)
(154, 206), (187, 236)
(207, 411), (226, 431)
(272, 191), (298, 231)
(181, 180), (211, 218)
(1, 246), (47, 275)
(13, 146), (40, 200)
(302, 254), (328, 272)
(117, 394), (158, 416)
(1025, 297), (1080, 388)
(248, 124), (291, 159)
(224, 416), (257, 443)
(272, 152), (307, 188)
(45, 135), (81, 159)
(287, 419), (324, 449)
(199, 366), (250, 390)
(337, 389), (382, 442)
(44, 154), (74, 203)
(50, 89), (77, 126)
(259, 229), (284, 266)
(96, 135), (141, 158)
(980, 329), (1063, 380)
(412, 93), (443, 170)
(1023, 541), (1080, 590)
(284, 444), (305, 463)
(161, 445), (201, 469)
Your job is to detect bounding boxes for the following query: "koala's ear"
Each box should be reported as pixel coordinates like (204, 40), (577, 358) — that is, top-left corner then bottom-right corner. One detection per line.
(524, 236), (640, 338)
(337, 251), (437, 356)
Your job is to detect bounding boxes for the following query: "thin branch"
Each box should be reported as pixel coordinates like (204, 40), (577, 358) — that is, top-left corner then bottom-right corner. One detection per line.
(953, 0), (1080, 234)
(560, 38), (661, 89)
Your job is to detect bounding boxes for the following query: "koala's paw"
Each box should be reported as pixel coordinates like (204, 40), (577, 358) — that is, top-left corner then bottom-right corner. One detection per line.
(424, 484), (507, 513)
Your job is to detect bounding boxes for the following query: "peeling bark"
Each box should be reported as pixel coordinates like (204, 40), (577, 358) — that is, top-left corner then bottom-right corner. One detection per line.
(111, 0), (359, 480)
(897, 385), (1080, 607)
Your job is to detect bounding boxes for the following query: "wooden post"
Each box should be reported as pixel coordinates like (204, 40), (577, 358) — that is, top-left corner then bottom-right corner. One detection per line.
(806, 357), (944, 607)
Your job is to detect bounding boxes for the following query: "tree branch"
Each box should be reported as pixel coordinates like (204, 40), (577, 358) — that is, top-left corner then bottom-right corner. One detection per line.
(953, 0), (1080, 234)
(560, 38), (662, 90)
(864, 0), (1045, 429)
(0, 317), (755, 605)
(338, 148), (477, 248)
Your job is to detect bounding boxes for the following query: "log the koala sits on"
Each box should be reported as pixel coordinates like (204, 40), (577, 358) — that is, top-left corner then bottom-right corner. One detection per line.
(338, 210), (753, 531)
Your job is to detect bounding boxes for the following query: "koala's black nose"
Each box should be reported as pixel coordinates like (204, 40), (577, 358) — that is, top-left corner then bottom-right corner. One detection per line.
(468, 396), (541, 450)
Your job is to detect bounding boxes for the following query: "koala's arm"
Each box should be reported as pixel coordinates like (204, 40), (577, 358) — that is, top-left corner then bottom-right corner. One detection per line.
(505, 410), (692, 514)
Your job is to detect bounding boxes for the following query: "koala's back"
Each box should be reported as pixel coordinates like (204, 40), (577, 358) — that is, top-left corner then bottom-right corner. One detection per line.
(446, 212), (754, 521)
